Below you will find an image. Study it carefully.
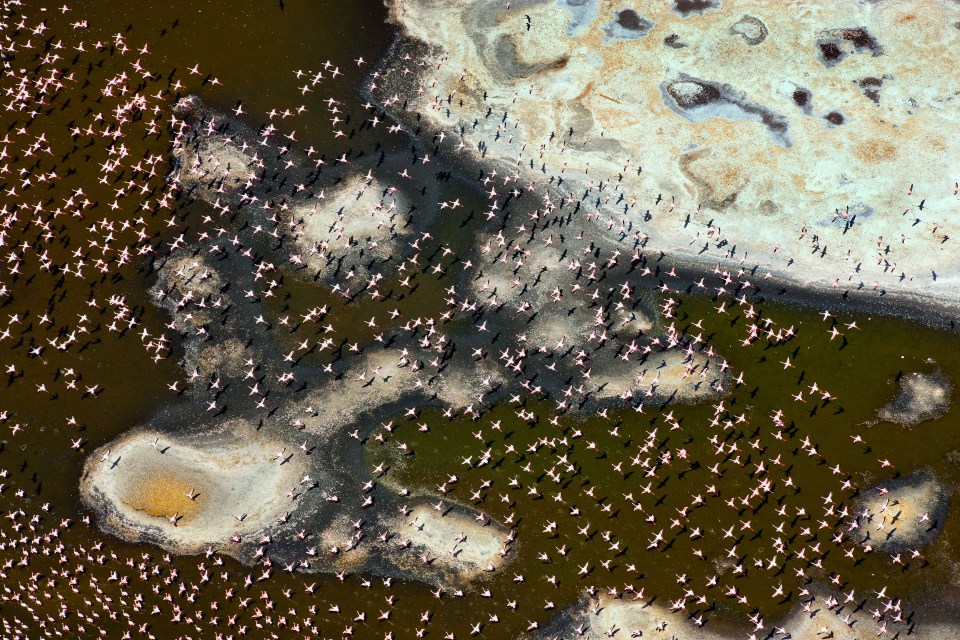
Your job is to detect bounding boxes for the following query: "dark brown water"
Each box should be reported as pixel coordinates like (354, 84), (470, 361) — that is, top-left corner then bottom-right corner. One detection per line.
(1, 2), (959, 640)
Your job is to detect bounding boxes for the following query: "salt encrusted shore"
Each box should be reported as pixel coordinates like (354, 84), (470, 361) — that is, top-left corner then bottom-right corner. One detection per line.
(380, 0), (960, 319)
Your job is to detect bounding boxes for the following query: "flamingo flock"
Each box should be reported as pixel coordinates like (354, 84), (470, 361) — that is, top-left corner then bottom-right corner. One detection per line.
(0, 1), (957, 640)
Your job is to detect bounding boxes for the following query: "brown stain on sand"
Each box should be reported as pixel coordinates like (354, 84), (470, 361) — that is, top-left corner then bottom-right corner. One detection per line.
(122, 473), (201, 520)
(593, 105), (642, 130)
(789, 172), (822, 195)
(854, 138), (896, 164)
(678, 149), (747, 211)
(927, 136), (947, 152)
(575, 81), (594, 102)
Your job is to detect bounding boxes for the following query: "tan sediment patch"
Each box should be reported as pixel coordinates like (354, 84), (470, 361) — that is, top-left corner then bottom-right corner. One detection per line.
(157, 253), (225, 300)
(545, 586), (959, 640)
(289, 171), (411, 277)
(525, 306), (595, 350)
(854, 138), (896, 164)
(294, 350), (504, 439)
(430, 358), (507, 409)
(123, 473), (201, 520)
(678, 148), (745, 211)
(295, 351), (415, 437)
(318, 513), (372, 571)
(775, 584), (923, 640)
(174, 125), (255, 197)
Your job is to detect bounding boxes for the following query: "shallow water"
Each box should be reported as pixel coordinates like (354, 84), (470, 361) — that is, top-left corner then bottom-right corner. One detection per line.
(2, 1), (960, 639)
(365, 295), (960, 627)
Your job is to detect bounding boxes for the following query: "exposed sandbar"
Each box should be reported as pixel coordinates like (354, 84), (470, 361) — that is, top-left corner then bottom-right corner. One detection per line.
(80, 427), (307, 555)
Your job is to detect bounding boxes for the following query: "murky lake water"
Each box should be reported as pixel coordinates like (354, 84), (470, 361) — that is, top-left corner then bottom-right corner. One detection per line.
(2, 1), (959, 639)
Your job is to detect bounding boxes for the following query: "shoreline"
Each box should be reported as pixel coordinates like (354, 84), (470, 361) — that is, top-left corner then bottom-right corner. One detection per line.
(373, 1), (960, 327)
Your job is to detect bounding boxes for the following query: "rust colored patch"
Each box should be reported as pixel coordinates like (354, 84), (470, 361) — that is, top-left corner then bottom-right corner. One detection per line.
(678, 149), (746, 212)
(575, 81), (594, 102)
(854, 139), (896, 164)
(122, 473), (200, 519)
(598, 93), (622, 105)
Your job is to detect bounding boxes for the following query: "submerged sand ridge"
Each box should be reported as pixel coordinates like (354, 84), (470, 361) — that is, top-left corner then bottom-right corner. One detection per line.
(592, 346), (727, 404)
(381, 0), (960, 316)
(381, 501), (510, 583)
(879, 371), (952, 425)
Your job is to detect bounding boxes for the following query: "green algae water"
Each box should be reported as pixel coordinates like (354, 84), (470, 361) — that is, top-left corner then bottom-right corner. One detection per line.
(1, 1), (959, 639)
